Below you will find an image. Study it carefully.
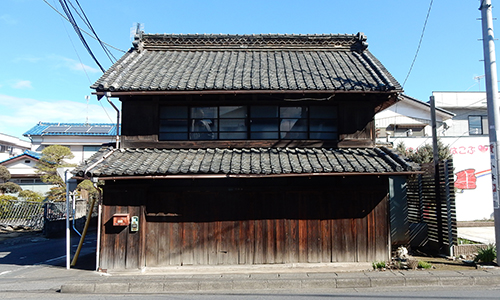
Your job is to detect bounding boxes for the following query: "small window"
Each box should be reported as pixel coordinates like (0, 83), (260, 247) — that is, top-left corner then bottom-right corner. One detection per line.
(469, 116), (484, 135)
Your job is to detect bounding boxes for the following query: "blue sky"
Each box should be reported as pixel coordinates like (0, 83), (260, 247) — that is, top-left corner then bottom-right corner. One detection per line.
(0, 0), (491, 139)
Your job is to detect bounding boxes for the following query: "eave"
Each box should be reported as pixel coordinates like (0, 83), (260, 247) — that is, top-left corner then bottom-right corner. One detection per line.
(75, 170), (422, 181)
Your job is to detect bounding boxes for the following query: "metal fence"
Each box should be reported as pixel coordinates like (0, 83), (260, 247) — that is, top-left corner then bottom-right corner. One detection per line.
(0, 200), (45, 230)
(0, 199), (98, 231)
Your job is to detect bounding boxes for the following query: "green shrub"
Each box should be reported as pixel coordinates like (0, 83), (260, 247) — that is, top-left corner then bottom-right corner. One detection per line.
(418, 261), (432, 269)
(372, 261), (386, 270)
(474, 244), (497, 263)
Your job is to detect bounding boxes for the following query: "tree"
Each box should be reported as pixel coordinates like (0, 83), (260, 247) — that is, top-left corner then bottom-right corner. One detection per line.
(0, 166), (22, 195)
(36, 145), (76, 202)
(18, 190), (44, 202)
(77, 179), (101, 202)
(396, 140), (452, 164)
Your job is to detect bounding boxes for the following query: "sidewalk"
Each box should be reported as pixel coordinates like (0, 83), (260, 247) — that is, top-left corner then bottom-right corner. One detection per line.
(2, 228), (500, 294)
(60, 266), (500, 293)
(1, 252), (500, 294)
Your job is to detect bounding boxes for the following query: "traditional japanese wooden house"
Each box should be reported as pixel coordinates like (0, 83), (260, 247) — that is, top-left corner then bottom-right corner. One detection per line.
(76, 32), (418, 270)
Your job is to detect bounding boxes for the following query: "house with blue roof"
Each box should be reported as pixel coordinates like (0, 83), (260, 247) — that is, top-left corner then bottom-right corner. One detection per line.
(0, 150), (50, 194)
(23, 122), (120, 165)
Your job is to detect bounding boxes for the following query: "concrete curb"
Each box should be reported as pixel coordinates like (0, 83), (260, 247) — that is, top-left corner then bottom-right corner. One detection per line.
(60, 270), (500, 293)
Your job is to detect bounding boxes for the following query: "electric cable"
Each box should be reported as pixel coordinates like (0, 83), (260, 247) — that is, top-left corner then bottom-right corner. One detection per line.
(42, 0), (125, 53)
(402, 0), (434, 88)
(58, 0), (105, 73)
(73, 0), (117, 63)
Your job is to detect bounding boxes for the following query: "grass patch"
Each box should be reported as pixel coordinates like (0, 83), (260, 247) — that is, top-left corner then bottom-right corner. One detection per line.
(418, 260), (432, 269)
(372, 261), (386, 270)
(458, 238), (480, 245)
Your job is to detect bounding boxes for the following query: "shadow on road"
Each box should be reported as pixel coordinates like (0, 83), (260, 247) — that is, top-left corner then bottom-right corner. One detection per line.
(0, 229), (97, 270)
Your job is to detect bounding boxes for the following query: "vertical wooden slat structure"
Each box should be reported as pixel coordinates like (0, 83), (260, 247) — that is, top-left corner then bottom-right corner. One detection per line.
(407, 161), (457, 253)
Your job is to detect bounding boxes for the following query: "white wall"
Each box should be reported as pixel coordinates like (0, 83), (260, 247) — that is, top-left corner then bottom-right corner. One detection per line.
(29, 135), (115, 165)
(0, 133), (31, 162)
(390, 136), (493, 221)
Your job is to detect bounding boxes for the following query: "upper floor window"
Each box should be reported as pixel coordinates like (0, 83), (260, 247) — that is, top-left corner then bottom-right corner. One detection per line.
(159, 105), (338, 141)
(468, 115), (486, 135)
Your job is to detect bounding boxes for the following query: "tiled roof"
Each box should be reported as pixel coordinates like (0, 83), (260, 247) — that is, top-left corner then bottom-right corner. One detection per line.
(92, 33), (401, 93)
(75, 147), (418, 178)
(0, 150), (41, 164)
(23, 122), (119, 136)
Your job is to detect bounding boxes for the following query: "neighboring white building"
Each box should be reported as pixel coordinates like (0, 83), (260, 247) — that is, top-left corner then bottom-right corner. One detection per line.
(0, 150), (50, 194)
(375, 94), (454, 140)
(0, 133), (31, 162)
(23, 122), (119, 165)
(376, 92), (493, 221)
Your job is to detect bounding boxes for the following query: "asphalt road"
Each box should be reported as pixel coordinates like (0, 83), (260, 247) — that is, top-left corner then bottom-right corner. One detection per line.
(1, 286), (500, 299)
(0, 229), (97, 273)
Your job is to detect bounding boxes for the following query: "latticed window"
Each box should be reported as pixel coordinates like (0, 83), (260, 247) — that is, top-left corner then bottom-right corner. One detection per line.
(159, 105), (338, 141)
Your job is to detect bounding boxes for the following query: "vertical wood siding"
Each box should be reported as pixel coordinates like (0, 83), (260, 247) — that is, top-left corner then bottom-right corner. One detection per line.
(99, 177), (389, 269)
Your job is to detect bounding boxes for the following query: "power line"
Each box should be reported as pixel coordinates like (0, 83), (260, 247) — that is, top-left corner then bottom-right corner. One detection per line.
(73, 0), (117, 63)
(42, 0), (125, 54)
(56, 7), (93, 84)
(58, 0), (105, 72)
(402, 0), (434, 88)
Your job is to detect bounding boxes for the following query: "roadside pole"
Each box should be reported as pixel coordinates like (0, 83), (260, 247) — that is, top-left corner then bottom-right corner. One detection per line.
(57, 167), (76, 270)
(480, 0), (500, 266)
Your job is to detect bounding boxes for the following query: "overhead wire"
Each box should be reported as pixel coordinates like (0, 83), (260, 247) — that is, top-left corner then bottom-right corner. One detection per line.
(72, 0), (117, 63)
(55, 3), (93, 84)
(47, 0), (117, 123)
(42, 0), (125, 53)
(58, 0), (106, 73)
(402, 0), (434, 88)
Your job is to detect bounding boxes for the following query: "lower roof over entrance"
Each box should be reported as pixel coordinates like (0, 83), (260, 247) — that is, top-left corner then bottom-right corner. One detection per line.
(75, 147), (419, 180)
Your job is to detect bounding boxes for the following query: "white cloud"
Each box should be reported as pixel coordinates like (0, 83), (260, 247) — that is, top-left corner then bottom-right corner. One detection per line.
(54, 56), (100, 74)
(0, 94), (117, 138)
(0, 15), (17, 25)
(11, 80), (32, 89)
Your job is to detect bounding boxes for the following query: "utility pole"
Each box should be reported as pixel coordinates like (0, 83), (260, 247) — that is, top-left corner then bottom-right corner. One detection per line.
(480, 0), (500, 265)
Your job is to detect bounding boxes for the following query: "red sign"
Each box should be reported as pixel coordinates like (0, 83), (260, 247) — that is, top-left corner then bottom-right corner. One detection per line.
(455, 169), (477, 190)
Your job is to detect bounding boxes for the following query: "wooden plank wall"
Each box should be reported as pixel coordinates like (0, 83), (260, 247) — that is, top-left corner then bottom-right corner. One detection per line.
(99, 177), (389, 269)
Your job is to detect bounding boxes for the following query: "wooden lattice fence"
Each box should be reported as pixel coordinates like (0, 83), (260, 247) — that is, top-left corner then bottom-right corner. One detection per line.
(407, 160), (457, 254)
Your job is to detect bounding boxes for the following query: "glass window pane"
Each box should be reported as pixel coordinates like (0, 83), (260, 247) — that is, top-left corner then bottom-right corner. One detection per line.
(282, 132), (308, 139)
(251, 106), (278, 118)
(251, 132), (279, 139)
(220, 106), (246, 118)
(310, 119), (337, 132)
(310, 132), (338, 139)
(469, 116), (482, 135)
(251, 119), (279, 131)
(191, 107), (217, 118)
(280, 107), (306, 118)
(160, 119), (188, 132)
(280, 119), (307, 132)
(482, 117), (489, 135)
(190, 132), (217, 140)
(310, 106), (337, 118)
(159, 133), (188, 140)
(191, 119), (217, 132)
(220, 119), (247, 132)
(220, 132), (247, 139)
(160, 106), (187, 118)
